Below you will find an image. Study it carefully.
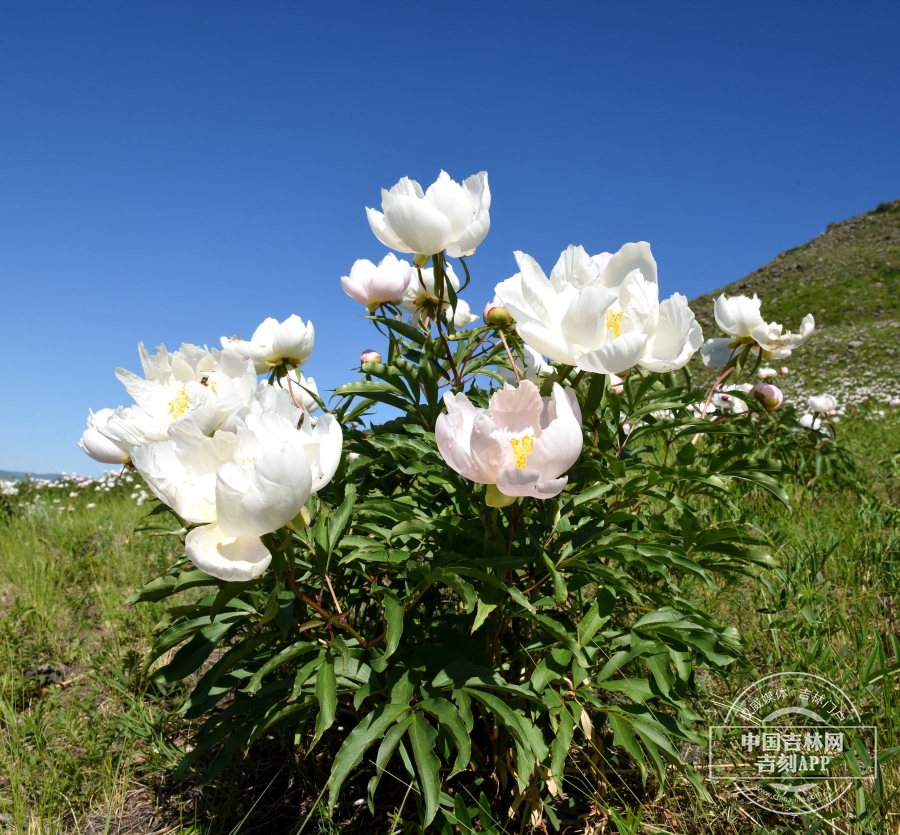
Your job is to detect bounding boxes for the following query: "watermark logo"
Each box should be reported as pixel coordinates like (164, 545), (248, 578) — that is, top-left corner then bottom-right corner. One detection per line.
(708, 672), (877, 815)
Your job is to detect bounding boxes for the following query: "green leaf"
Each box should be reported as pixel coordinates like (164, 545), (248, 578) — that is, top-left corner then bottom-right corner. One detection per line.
(245, 641), (318, 694)
(382, 589), (404, 660)
(327, 702), (409, 809)
(551, 704), (575, 791)
(368, 711), (415, 808)
(328, 483), (357, 553)
(607, 712), (647, 782)
(419, 698), (471, 774)
(312, 654), (336, 746)
(408, 712), (441, 826)
(471, 598), (497, 633)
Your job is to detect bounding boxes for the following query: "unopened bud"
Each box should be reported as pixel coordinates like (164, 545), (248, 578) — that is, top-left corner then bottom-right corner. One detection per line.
(412, 253), (430, 268)
(483, 295), (512, 327)
(779, 366), (789, 375)
(609, 373), (624, 395)
(750, 382), (783, 412)
(360, 349), (382, 365)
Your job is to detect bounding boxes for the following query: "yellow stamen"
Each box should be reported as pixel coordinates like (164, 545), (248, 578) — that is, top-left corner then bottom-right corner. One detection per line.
(167, 386), (190, 418)
(509, 433), (535, 469)
(606, 309), (624, 338)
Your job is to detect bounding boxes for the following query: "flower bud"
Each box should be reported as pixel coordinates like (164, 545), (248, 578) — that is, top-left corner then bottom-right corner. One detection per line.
(609, 373), (624, 395)
(750, 382), (783, 412)
(483, 295), (512, 327)
(779, 366), (789, 375)
(360, 349), (382, 365)
(891, 398), (900, 407)
(757, 367), (777, 379)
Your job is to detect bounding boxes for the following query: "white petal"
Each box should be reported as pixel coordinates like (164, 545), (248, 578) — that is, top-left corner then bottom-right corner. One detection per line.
(185, 523), (271, 582)
(576, 331), (649, 375)
(714, 295), (764, 338)
(549, 245), (602, 292)
(384, 196), (453, 256)
(298, 412), (343, 492)
(700, 337), (738, 368)
(79, 428), (130, 464)
(600, 242), (658, 289)
(366, 207), (414, 253)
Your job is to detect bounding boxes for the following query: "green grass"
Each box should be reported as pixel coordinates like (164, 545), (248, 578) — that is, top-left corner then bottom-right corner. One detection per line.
(1, 411), (898, 833)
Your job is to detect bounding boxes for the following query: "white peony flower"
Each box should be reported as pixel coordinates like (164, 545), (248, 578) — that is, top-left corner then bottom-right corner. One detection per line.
(436, 380), (583, 503)
(132, 388), (342, 581)
(221, 315), (315, 374)
(700, 295), (815, 367)
(493, 243), (701, 375)
(79, 408), (131, 465)
(341, 253), (412, 306)
(367, 171), (490, 257)
(99, 343), (258, 455)
(808, 394), (838, 414)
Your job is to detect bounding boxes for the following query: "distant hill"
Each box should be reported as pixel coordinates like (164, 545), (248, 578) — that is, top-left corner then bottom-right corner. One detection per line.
(0, 469), (64, 482)
(690, 198), (900, 407)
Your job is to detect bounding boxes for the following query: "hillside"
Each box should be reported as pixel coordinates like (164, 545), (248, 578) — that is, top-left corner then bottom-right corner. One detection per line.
(690, 198), (900, 408)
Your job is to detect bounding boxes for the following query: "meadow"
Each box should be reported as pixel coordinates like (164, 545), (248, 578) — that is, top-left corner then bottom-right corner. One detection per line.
(0, 402), (897, 835)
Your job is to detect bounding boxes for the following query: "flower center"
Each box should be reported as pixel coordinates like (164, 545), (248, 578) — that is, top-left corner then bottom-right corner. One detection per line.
(509, 433), (535, 469)
(606, 309), (624, 338)
(167, 386), (190, 418)
(200, 375), (218, 394)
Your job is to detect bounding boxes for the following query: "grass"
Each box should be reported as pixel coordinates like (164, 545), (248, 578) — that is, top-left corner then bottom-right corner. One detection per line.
(0, 408), (898, 833)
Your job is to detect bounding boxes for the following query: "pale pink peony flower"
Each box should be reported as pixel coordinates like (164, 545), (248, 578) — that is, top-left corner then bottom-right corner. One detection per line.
(436, 380), (583, 504)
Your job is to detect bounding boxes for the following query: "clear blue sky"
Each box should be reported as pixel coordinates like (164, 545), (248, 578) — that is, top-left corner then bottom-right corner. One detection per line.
(2, 1), (898, 474)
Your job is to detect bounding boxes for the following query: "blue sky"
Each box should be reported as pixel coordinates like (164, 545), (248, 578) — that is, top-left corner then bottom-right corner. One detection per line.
(2, 1), (898, 474)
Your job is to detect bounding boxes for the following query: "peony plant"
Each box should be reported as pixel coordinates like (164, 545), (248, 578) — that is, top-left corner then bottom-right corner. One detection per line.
(83, 170), (800, 828)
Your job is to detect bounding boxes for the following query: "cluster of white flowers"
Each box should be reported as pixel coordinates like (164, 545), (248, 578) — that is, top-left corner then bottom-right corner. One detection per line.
(80, 324), (341, 581)
(76, 167), (835, 562)
(1, 480), (19, 496)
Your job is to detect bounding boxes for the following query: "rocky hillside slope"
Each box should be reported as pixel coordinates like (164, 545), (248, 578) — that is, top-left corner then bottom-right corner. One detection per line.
(690, 198), (900, 408)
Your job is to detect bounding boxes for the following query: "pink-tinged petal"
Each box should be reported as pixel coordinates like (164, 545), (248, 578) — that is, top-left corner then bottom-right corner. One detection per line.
(185, 524), (272, 582)
(341, 273), (368, 304)
(495, 470), (568, 499)
(591, 252), (613, 274)
(435, 392), (480, 479)
(469, 413), (513, 483)
(527, 387), (583, 481)
(495, 467), (541, 496)
(488, 380), (544, 435)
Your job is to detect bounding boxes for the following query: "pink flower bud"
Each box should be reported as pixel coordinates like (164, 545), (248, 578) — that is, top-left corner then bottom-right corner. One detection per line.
(360, 349), (382, 365)
(890, 398), (900, 407)
(610, 373), (624, 395)
(750, 382), (783, 412)
(483, 295), (512, 327)
(779, 366), (789, 375)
